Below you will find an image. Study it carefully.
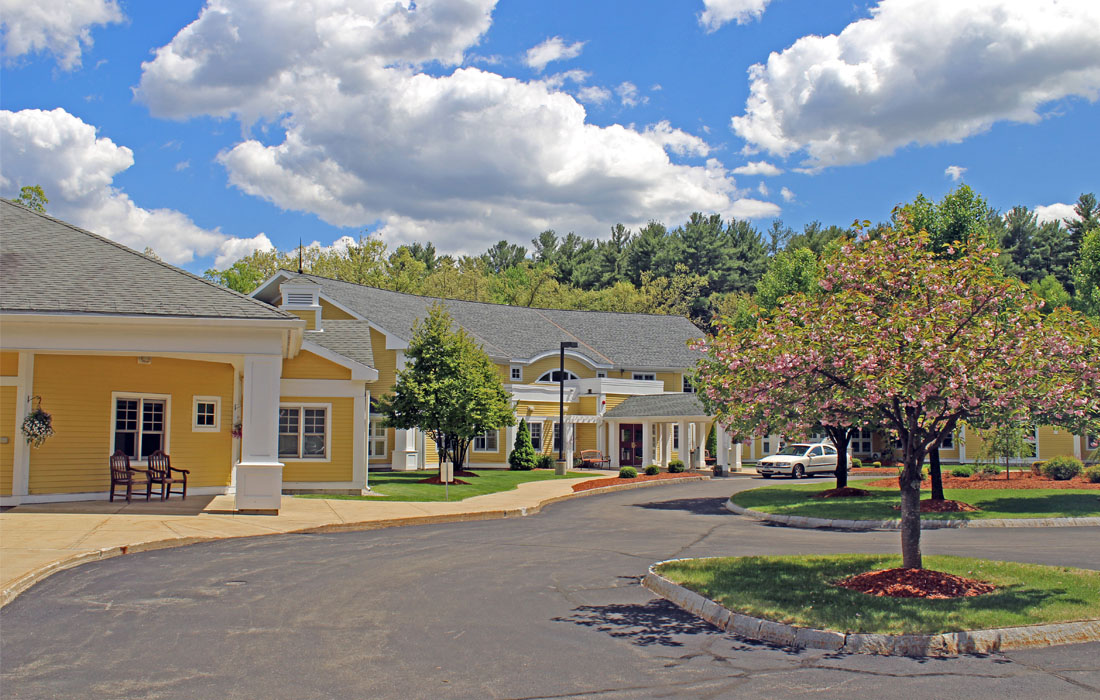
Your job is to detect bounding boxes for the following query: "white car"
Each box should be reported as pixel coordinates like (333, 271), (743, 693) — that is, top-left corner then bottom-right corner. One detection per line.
(756, 443), (840, 479)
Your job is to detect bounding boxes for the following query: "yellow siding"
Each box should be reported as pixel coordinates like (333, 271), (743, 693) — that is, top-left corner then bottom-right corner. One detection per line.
(279, 396), (354, 482)
(575, 424), (597, 453)
(469, 428), (507, 464)
(604, 395), (628, 411)
(497, 363), (512, 383)
(287, 308), (317, 330)
(27, 355), (234, 494)
(320, 298), (356, 320)
(1038, 426), (1076, 460)
(0, 352), (18, 376)
(520, 401), (578, 417)
(367, 328), (398, 393)
(657, 372), (682, 393)
(282, 350), (352, 380)
(522, 356), (594, 384)
(0, 386), (15, 494)
(424, 434), (439, 466)
(578, 396), (598, 416)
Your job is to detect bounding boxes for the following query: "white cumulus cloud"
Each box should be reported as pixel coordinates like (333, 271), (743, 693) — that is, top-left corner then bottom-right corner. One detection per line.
(731, 0), (1100, 170)
(0, 0), (123, 70)
(524, 36), (585, 72)
(1034, 202), (1076, 225)
(757, 182), (768, 196)
(699, 0), (773, 32)
(780, 186), (795, 202)
(136, 0), (772, 255)
(616, 81), (646, 107)
(576, 85), (611, 104)
(944, 165), (966, 181)
(0, 108), (273, 266)
(732, 160), (782, 176)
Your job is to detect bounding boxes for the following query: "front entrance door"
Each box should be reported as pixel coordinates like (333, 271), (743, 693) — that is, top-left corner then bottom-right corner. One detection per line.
(619, 424), (643, 467)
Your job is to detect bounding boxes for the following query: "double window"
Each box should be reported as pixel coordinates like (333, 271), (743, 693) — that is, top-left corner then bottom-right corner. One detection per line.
(279, 405), (329, 460)
(473, 429), (498, 452)
(632, 372), (656, 381)
(852, 429), (872, 454)
(529, 422), (543, 450)
(113, 394), (169, 462)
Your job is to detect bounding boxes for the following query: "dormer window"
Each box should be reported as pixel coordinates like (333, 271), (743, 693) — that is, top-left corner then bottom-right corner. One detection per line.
(285, 292), (316, 305)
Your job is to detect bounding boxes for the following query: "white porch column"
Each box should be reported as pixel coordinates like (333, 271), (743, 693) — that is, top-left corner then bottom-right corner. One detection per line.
(9, 352), (33, 502)
(661, 424), (672, 466)
(609, 421), (620, 468)
(958, 425), (967, 463)
(733, 442), (743, 472)
(717, 426), (729, 467)
(641, 420), (652, 467)
(236, 355), (284, 512)
(693, 422), (707, 469)
(352, 386), (368, 492)
(506, 423), (518, 460)
(597, 420), (606, 456)
(677, 420), (688, 465)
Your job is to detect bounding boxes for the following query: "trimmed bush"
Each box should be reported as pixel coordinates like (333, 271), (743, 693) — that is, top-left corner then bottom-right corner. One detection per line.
(1085, 466), (1100, 484)
(1031, 460), (1046, 476)
(535, 454), (555, 470)
(668, 460), (686, 473)
(850, 457), (862, 469)
(619, 466), (638, 479)
(644, 465), (660, 476)
(977, 463), (1002, 476)
(1041, 456), (1083, 481)
(950, 465), (975, 477)
(508, 420), (537, 471)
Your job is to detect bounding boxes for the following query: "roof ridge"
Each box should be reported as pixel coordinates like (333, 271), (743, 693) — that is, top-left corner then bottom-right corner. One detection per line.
(1, 199), (295, 320)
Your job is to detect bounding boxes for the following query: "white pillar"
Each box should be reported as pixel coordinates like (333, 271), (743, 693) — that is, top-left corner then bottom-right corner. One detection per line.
(597, 420), (606, 456)
(506, 423), (518, 460)
(717, 426), (729, 467)
(677, 420), (688, 465)
(392, 429), (419, 470)
(661, 424), (672, 466)
(696, 422), (708, 469)
(610, 421), (620, 468)
(236, 355), (284, 512)
(641, 420), (652, 467)
(10, 352), (33, 502)
(352, 385), (368, 492)
(958, 424), (967, 463)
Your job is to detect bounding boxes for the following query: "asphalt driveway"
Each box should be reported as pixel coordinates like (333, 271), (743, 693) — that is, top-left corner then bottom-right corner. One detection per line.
(2, 477), (1098, 699)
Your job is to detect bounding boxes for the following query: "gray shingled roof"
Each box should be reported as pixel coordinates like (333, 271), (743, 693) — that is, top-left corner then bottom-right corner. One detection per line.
(603, 393), (710, 419)
(303, 320), (375, 368)
(0, 200), (295, 321)
(278, 272), (704, 370)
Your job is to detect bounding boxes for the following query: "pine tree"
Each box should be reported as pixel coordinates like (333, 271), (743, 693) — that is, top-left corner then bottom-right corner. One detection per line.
(509, 420), (537, 471)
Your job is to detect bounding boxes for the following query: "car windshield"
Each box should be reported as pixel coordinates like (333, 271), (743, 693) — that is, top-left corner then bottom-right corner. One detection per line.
(774, 445), (810, 456)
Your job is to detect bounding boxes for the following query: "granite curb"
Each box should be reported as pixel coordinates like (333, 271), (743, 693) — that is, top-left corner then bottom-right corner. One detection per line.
(1, 474), (709, 607)
(725, 499), (1100, 529)
(643, 560), (1100, 656)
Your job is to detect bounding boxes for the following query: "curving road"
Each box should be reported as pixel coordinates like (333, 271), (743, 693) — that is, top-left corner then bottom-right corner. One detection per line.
(2, 477), (1098, 699)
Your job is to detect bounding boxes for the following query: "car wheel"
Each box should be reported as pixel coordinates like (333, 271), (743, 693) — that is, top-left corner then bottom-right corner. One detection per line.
(793, 464), (805, 479)
(761, 474), (771, 479)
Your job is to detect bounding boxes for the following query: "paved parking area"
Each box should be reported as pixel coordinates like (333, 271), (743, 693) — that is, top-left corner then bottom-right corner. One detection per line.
(2, 478), (1098, 699)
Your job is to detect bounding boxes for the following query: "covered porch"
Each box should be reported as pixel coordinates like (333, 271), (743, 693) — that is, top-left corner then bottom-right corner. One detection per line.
(599, 394), (714, 470)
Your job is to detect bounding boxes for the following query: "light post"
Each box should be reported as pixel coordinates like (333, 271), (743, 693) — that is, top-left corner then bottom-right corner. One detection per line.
(557, 341), (578, 475)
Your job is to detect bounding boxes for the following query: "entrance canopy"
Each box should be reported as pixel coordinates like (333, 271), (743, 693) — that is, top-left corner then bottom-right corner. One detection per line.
(602, 393), (709, 422)
(602, 394), (713, 469)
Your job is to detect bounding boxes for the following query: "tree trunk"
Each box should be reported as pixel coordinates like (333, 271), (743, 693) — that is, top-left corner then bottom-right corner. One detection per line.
(899, 458), (923, 570)
(929, 445), (944, 501)
(827, 428), (850, 489)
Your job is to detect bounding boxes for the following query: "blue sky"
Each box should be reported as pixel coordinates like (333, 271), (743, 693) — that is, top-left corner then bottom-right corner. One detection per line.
(2, 0), (1097, 273)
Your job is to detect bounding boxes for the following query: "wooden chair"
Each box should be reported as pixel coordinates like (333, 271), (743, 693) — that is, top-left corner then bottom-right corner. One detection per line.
(148, 450), (189, 501)
(110, 450), (152, 503)
(579, 450), (611, 469)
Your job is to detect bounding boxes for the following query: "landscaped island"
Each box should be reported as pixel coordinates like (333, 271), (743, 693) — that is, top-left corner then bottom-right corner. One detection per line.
(297, 469), (589, 502)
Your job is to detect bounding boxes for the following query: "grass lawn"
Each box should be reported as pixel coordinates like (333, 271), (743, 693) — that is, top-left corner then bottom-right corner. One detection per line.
(297, 469), (591, 502)
(655, 554), (1100, 635)
(732, 481), (1100, 520)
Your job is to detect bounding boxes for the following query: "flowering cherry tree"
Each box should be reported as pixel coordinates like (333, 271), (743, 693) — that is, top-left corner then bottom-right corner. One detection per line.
(695, 222), (1100, 569)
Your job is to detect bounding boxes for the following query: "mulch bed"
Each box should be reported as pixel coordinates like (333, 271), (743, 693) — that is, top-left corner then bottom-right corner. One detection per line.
(416, 476), (471, 485)
(850, 467), (902, 475)
(812, 486), (872, 498)
(572, 473), (702, 492)
(836, 567), (996, 599)
(891, 499), (982, 513)
(867, 473), (1100, 490)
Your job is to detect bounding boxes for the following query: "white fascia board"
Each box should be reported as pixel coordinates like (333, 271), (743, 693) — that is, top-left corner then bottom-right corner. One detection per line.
(300, 340), (378, 380)
(1, 317), (292, 357)
(520, 349), (614, 369)
(509, 385), (577, 403)
(250, 271), (294, 303)
(0, 312), (303, 330)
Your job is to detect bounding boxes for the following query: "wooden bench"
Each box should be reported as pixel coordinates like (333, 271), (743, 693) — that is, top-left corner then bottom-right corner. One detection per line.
(579, 450), (611, 469)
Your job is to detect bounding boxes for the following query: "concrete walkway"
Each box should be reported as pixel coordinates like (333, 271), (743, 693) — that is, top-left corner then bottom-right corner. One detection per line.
(1, 471), (628, 605)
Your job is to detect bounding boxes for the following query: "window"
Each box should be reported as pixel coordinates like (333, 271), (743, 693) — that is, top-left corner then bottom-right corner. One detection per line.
(682, 375), (695, 393)
(510, 367), (522, 381)
(596, 371), (606, 378)
(473, 429), (498, 452)
(553, 422), (562, 452)
(940, 432), (954, 450)
(762, 438), (769, 454)
(632, 372), (656, 381)
(674, 425), (680, 450)
(536, 369), (578, 383)
(529, 422), (542, 450)
(192, 396), (220, 432)
(279, 405), (329, 460)
(852, 429), (872, 454)
(112, 394), (169, 462)
(809, 446), (824, 457)
(823, 445), (837, 455)
(368, 417), (386, 458)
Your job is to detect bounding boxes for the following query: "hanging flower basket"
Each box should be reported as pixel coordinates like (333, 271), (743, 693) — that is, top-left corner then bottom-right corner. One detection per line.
(231, 422), (243, 439)
(22, 406), (54, 448)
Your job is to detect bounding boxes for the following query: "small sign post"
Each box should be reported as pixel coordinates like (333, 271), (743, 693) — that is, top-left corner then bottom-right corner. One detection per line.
(441, 459), (453, 500)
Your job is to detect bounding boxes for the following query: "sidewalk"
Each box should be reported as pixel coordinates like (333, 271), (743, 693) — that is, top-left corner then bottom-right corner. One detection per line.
(2, 471), (628, 606)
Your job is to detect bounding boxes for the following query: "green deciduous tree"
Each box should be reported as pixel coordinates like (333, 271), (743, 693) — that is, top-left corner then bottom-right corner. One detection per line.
(14, 185), (48, 213)
(974, 421), (1035, 479)
(377, 305), (515, 477)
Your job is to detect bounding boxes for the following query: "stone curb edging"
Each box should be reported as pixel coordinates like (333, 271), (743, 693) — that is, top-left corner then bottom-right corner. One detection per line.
(725, 499), (1100, 529)
(642, 559), (1100, 656)
(1, 474), (709, 607)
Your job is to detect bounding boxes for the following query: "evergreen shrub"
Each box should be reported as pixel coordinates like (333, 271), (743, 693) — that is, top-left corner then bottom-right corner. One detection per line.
(619, 467), (638, 479)
(1041, 456), (1083, 481)
(645, 465), (660, 476)
(668, 460), (685, 473)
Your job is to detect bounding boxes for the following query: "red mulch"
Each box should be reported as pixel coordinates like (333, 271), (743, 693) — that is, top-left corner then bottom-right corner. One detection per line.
(571, 472), (701, 492)
(836, 567), (996, 599)
(812, 486), (873, 498)
(890, 499), (982, 513)
(867, 473), (1100, 490)
(850, 467), (902, 474)
(416, 476), (471, 485)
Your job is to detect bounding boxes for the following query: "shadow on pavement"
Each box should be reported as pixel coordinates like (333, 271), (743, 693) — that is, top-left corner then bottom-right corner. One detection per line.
(552, 599), (724, 647)
(633, 497), (732, 516)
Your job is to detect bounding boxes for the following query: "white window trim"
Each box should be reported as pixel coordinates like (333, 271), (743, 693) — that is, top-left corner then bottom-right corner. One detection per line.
(681, 374), (695, 393)
(473, 429), (499, 453)
(109, 392), (172, 466)
(536, 369), (578, 384)
(279, 402), (333, 462)
(510, 366), (523, 381)
(632, 372), (656, 381)
(368, 417), (387, 459)
(192, 395), (221, 432)
(528, 421), (543, 450)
